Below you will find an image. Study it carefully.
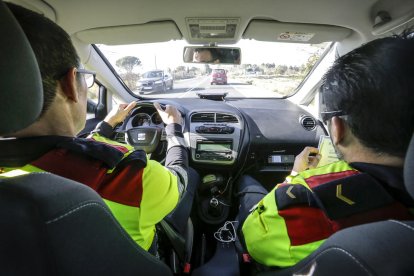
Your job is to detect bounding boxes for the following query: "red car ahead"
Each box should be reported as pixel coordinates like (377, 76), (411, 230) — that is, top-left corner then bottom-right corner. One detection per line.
(210, 69), (227, 85)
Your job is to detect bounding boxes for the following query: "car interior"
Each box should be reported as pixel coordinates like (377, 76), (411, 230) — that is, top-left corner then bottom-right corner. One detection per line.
(1, 0), (414, 275)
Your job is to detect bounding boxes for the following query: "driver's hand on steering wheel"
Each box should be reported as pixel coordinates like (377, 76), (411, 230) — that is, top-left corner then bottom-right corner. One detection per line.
(104, 101), (137, 128)
(154, 102), (181, 125)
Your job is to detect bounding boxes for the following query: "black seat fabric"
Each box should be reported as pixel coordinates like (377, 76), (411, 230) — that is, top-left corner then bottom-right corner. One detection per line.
(0, 0), (42, 135)
(265, 220), (414, 276)
(404, 132), (414, 198)
(0, 173), (172, 276)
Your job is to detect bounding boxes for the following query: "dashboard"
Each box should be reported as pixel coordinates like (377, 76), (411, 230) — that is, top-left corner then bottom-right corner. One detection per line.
(114, 98), (326, 175)
(112, 97), (326, 224)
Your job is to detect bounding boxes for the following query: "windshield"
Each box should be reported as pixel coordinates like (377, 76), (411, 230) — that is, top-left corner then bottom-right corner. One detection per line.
(97, 40), (330, 99)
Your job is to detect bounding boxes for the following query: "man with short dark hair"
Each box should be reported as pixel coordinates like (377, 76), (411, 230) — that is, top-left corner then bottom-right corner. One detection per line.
(238, 30), (414, 267)
(193, 48), (221, 63)
(0, 2), (195, 253)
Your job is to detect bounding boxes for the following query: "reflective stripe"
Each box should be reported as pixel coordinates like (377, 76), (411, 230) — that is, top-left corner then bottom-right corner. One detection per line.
(90, 133), (134, 153)
(0, 164), (43, 178)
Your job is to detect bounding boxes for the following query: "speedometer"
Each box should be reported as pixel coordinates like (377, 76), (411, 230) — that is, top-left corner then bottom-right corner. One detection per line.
(131, 113), (151, 127)
(151, 112), (163, 125)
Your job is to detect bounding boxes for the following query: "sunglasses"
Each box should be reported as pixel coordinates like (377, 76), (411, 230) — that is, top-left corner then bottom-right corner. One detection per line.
(320, 110), (345, 124)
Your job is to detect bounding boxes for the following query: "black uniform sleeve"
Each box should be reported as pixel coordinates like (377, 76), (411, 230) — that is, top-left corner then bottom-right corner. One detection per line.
(90, 121), (114, 138)
(164, 123), (188, 196)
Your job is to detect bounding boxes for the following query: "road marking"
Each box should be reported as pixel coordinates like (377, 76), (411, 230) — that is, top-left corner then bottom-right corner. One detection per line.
(179, 77), (209, 98)
(336, 184), (355, 205)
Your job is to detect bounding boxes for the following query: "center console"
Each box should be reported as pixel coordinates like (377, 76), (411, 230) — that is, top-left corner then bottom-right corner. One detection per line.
(188, 112), (242, 165)
(188, 112), (243, 224)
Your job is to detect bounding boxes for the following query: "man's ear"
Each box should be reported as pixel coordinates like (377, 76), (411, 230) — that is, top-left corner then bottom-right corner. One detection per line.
(59, 67), (79, 103)
(330, 116), (346, 145)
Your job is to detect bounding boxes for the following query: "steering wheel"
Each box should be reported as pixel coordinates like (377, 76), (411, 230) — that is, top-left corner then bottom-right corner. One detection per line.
(113, 101), (185, 163)
(125, 125), (165, 154)
(114, 102), (168, 161)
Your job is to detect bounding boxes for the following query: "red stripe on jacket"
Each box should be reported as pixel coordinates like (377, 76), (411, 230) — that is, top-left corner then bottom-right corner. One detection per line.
(31, 148), (143, 207)
(305, 170), (360, 188)
(279, 202), (414, 246)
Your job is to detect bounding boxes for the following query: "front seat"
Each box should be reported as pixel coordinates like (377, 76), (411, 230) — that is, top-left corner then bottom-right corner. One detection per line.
(0, 174), (172, 275)
(0, 1), (171, 275)
(262, 138), (414, 275)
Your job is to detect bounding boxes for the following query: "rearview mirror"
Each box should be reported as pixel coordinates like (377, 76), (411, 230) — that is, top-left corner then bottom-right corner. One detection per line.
(183, 46), (241, 65)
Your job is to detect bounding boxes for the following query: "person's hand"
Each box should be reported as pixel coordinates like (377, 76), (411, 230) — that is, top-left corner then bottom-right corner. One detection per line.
(154, 102), (182, 125)
(292, 147), (321, 173)
(104, 102), (137, 128)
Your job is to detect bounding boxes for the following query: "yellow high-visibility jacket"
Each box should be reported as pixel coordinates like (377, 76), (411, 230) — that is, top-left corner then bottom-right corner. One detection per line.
(242, 160), (413, 267)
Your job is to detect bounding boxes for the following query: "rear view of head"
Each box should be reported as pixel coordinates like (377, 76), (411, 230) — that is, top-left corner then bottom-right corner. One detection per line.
(7, 3), (80, 116)
(321, 30), (414, 158)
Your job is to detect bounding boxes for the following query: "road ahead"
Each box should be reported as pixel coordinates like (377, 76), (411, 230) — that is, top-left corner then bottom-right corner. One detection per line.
(136, 76), (278, 98)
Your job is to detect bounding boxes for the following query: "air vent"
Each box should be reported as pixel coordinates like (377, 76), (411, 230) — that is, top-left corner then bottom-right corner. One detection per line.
(300, 115), (317, 131)
(191, 113), (215, 122)
(216, 113), (239, 123)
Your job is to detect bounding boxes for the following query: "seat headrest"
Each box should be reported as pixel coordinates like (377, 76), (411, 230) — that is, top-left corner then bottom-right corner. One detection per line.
(0, 1), (43, 135)
(404, 133), (414, 198)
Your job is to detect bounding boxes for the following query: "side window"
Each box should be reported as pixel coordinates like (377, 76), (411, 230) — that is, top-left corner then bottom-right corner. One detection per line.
(87, 82), (99, 119)
(88, 82), (99, 104)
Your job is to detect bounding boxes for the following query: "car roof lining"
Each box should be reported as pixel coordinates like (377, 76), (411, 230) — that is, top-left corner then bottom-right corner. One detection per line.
(7, 0), (414, 47)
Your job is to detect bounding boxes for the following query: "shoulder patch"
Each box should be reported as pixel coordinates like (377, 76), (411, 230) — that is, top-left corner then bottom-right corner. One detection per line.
(313, 173), (394, 220)
(275, 184), (319, 210)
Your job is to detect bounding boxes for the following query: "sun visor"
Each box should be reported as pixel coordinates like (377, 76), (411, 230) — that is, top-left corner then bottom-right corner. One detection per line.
(75, 21), (182, 45)
(243, 20), (352, 43)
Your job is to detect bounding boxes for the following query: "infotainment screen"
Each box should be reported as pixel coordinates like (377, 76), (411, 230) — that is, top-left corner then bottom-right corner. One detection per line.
(197, 143), (231, 152)
(267, 154), (295, 164)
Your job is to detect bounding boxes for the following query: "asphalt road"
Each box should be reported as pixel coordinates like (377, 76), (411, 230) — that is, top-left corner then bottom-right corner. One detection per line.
(137, 76), (278, 98)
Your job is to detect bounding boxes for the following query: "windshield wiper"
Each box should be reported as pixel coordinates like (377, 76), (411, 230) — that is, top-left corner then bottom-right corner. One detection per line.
(196, 92), (228, 101)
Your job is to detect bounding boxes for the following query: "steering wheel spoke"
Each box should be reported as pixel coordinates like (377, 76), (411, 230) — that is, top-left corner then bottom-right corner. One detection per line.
(126, 126), (163, 153)
(160, 128), (167, 141)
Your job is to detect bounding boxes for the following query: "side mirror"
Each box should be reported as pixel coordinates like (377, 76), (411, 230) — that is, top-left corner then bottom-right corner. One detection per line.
(87, 99), (97, 114)
(183, 46), (241, 65)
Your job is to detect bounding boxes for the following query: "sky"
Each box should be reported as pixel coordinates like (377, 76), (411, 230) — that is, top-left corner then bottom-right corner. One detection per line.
(98, 39), (327, 72)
